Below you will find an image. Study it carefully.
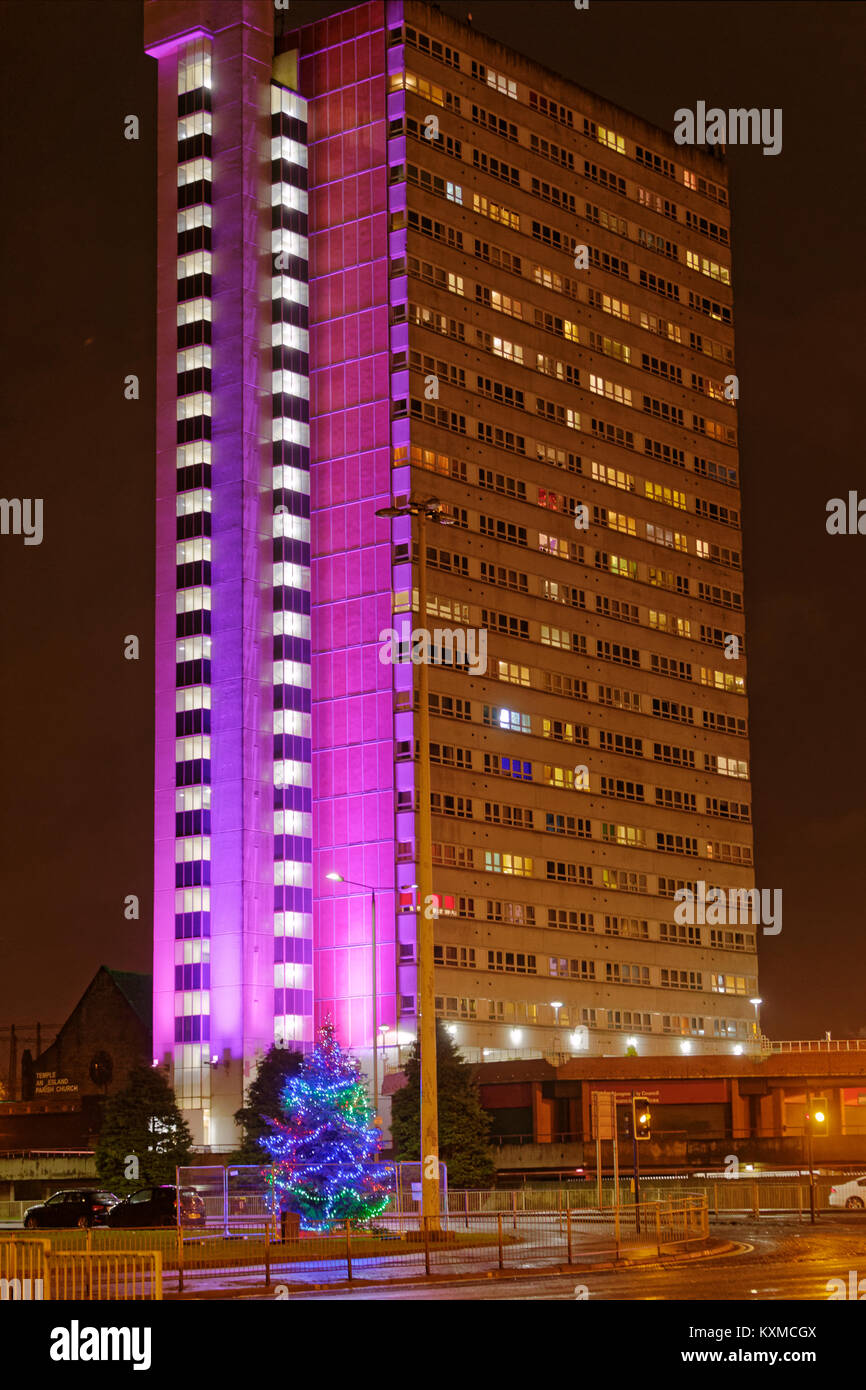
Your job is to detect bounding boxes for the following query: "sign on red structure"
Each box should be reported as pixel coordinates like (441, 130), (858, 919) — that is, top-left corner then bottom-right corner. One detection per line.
(587, 1080), (729, 1105)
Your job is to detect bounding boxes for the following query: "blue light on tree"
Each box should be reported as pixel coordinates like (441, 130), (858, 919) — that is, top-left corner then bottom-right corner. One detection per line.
(260, 1018), (392, 1228)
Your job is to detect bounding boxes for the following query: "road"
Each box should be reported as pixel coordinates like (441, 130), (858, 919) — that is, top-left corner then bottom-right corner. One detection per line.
(269, 1219), (866, 1300)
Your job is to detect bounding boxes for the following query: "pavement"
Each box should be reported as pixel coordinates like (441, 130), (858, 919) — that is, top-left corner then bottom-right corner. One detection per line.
(252, 1220), (866, 1301)
(164, 1234), (735, 1298)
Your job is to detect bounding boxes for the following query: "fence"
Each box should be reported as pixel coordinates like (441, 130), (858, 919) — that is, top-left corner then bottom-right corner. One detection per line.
(0, 1196), (706, 1293)
(177, 1164), (858, 1227)
(698, 1179), (840, 1217)
(0, 1236), (162, 1300)
(42, 1250), (162, 1300)
(13, 1170), (854, 1295)
(430, 1176), (862, 1220)
(175, 1199), (707, 1284)
(383, 1185), (646, 1217)
(0, 1236), (48, 1300)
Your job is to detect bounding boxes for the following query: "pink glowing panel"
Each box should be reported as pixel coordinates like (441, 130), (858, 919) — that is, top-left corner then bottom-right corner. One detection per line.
(304, 0), (401, 1050)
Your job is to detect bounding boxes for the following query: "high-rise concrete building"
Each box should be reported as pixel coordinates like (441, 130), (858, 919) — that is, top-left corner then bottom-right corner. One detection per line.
(145, 0), (758, 1146)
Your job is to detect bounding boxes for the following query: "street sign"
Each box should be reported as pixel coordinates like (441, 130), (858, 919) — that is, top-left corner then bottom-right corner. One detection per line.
(593, 1090), (617, 1140)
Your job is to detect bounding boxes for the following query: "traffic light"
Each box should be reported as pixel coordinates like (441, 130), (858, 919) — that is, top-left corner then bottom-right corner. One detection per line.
(633, 1096), (651, 1141)
(806, 1099), (829, 1137)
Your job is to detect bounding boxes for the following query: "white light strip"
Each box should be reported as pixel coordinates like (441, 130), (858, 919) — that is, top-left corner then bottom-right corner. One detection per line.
(272, 370), (310, 399)
(273, 559), (311, 587)
(273, 661), (311, 688)
(273, 511), (310, 540)
(274, 809), (312, 834)
(272, 468), (310, 497)
(271, 323), (310, 352)
(272, 184), (309, 213)
(271, 87), (308, 120)
(272, 420), (310, 448)
(271, 229), (309, 261)
(273, 612), (311, 638)
(272, 275), (309, 305)
(271, 135), (309, 167)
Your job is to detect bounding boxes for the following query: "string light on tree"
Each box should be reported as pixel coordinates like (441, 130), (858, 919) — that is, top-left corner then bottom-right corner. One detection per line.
(260, 1018), (392, 1228)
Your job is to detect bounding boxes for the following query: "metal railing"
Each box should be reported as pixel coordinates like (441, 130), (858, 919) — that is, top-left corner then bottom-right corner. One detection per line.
(1, 1195), (706, 1291)
(447, 1047), (577, 1066)
(0, 1149), (94, 1159)
(490, 1132), (583, 1147)
(0, 1237), (48, 1299)
(265, 1197), (707, 1281)
(383, 1186), (635, 1216)
(761, 1038), (866, 1053)
(42, 1250), (162, 1300)
(0, 1235), (162, 1300)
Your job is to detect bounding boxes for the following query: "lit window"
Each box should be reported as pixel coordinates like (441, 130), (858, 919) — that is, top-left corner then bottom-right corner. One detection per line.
(176, 299), (212, 327)
(177, 393), (212, 420)
(177, 112), (212, 140)
(177, 158), (212, 187)
(270, 135), (308, 167)
(177, 346), (212, 372)
(177, 251), (212, 278)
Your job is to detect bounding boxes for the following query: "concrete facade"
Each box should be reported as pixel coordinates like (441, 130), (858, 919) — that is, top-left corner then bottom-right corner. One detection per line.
(474, 1050), (866, 1171)
(384, 1), (757, 1063)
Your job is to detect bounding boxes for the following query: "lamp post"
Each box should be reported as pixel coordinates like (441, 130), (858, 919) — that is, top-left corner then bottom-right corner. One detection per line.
(750, 996), (763, 1049)
(375, 495), (454, 1228)
(551, 1001), (563, 1059)
(805, 1093), (816, 1225)
(326, 873), (379, 1112)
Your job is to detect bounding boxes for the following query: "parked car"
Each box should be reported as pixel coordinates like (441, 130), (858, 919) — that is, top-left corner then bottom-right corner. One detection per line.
(23, 1190), (118, 1230)
(106, 1184), (206, 1228)
(829, 1176), (866, 1210)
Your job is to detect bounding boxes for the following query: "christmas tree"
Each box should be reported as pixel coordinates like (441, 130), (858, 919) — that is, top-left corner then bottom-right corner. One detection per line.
(260, 1018), (393, 1228)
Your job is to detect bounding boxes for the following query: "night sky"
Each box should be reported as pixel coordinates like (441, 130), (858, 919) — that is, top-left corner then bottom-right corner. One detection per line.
(1, 1), (863, 1043)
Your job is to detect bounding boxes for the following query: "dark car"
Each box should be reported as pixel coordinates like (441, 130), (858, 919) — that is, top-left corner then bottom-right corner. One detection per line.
(106, 1184), (206, 1228)
(23, 1189), (118, 1230)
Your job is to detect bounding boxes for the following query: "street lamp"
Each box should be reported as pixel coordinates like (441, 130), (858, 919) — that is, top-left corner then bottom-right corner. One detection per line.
(374, 496), (454, 1229)
(750, 997), (763, 1042)
(551, 1001), (563, 1056)
(325, 872), (381, 1112)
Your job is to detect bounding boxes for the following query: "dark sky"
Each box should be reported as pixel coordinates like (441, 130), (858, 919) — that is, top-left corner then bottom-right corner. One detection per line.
(1, 1), (863, 1043)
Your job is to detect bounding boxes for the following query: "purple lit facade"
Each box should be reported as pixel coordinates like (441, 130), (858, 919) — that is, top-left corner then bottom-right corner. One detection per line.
(146, 0), (403, 1143)
(306, 8), (398, 1048)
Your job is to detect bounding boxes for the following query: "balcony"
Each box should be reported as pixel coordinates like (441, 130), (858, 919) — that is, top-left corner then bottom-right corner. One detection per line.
(760, 1039), (866, 1054)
